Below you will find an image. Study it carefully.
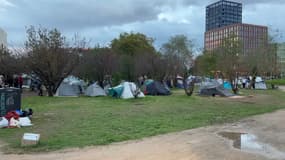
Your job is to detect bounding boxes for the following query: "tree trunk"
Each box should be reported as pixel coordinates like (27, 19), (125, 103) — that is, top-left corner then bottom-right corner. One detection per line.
(47, 87), (54, 97)
(183, 79), (194, 96)
(230, 77), (238, 94)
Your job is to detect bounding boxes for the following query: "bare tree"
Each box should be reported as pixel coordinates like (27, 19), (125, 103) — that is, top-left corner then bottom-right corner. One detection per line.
(24, 26), (83, 96)
(0, 46), (25, 86)
(75, 47), (119, 87)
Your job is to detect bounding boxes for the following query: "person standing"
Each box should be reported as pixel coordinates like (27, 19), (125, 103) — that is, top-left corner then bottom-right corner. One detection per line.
(17, 74), (23, 89)
(37, 80), (43, 96)
(0, 75), (4, 88)
(252, 76), (256, 89)
(242, 78), (246, 89)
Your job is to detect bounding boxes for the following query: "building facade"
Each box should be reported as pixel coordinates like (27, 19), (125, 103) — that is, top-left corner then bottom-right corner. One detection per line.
(204, 23), (268, 55)
(277, 43), (285, 77)
(206, 0), (242, 31)
(0, 28), (7, 47)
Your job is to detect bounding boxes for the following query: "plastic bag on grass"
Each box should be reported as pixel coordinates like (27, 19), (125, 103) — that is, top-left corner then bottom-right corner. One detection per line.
(0, 117), (8, 128)
(19, 117), (33, 127)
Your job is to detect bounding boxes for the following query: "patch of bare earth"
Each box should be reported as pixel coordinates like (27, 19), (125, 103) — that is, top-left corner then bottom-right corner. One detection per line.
(1, 109), (285, 160)
(279, 86), (285, 92)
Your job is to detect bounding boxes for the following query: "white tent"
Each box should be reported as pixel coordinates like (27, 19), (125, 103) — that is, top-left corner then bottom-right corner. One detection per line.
(255, 76), (267, 90)
(55, 76), (85, 97)
(85, 83), (106, 97)
(255, 82), (267, 89)
(121, 82), (145, 99)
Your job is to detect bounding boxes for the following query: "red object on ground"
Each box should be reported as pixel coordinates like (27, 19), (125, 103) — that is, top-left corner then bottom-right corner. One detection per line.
(4, 111), (19, 121)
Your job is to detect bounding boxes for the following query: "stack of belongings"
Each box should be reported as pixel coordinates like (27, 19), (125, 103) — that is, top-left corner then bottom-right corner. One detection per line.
(0, 109), (33, 128)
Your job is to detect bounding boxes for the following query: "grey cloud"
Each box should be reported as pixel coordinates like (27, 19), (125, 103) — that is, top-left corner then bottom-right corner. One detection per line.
(1, 0), (285, 47)
(4, 0), (284, 30)
(7, 0), (160, 29)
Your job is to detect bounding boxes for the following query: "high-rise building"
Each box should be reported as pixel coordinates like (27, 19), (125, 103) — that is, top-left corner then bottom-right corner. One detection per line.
(204, 0), (269, 56)
(277, 43), (285, 77)
(0, 28), (7, 47)
(204, 23), (268, 55)
(206, 0), (242, 31)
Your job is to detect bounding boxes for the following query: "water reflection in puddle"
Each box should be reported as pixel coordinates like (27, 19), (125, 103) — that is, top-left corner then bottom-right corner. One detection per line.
(218, 132), (285, 159)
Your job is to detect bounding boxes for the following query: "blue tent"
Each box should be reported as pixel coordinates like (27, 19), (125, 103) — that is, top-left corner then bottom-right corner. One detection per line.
(223, 81), (232, 90)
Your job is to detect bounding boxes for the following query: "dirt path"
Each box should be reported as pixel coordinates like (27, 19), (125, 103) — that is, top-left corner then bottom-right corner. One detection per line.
(1, 110), (285, 160)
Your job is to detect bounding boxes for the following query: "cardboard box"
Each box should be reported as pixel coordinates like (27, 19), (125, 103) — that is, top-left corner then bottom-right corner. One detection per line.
(21, 133), (40, 146)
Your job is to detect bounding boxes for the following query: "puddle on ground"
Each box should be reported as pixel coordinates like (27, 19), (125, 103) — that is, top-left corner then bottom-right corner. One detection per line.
(218, 132), (285, 159)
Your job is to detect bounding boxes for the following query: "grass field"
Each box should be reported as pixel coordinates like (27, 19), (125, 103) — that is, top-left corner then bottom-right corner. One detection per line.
(0, 89), (285, 153)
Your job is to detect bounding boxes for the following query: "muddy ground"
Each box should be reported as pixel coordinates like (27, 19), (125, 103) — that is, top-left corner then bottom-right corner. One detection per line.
(1, 108), (285, 160)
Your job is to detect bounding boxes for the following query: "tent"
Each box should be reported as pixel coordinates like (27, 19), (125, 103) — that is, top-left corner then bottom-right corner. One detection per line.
(254, 77), (267, 90)
(199, 81), (234, 97)
(255, 82), (267, 89)
(55, 76), (85, 97)
(108, 82), (145, 99)
(143, 80), (171, 96)
(176, 76), (184, 89)
(85, 82), (106, 97)
(223, 81), (232, 90)
(108, 84), (123, 98)
(121, 82), (145, 99)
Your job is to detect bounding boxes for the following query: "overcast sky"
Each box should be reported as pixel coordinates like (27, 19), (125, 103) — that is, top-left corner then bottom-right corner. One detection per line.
(0, 0), (284, 50)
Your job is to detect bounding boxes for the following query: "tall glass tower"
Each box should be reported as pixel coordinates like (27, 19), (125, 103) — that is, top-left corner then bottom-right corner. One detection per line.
(206, 0), (242, 31)
(0, 28), (7, 47)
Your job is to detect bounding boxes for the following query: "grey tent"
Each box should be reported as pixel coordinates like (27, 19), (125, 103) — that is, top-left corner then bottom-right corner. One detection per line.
(55, 76), (85, 97)
(85, 83), (106, 97)
(199, 81), (234, 97)
(254, 77), (267, 90)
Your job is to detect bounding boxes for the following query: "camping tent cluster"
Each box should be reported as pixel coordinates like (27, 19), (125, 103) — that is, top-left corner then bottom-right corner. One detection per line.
(54, 75), (268, 98)
(55, 76), (173, 99)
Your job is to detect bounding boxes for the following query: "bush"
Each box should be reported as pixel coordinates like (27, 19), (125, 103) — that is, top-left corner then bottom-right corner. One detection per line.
(266, 79), (285, 85)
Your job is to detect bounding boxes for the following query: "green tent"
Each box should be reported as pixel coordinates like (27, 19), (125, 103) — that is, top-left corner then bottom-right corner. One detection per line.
(108, 84), (123, 97)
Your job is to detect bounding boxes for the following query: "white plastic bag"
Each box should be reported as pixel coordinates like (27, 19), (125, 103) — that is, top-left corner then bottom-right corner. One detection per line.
(0, 117), (8, 128)
(19, 117), (33, 127)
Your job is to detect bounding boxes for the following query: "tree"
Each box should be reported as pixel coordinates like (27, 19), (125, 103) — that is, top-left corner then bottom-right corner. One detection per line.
(0, 46), (13, 76)
(111, 32), (156, 81)
(111, 32), (156, 56)
(133, 52), (167, 81)
(24, 26), (83, 96)
(241, 29), (280, 79)
(75, 47), (119, 87)
(0, 46), (24, 85)
(160, 35), (194, 95)
(161, 35), (194, 74)
(214, 33), (242, 94)
(193, 51), (217, 76)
